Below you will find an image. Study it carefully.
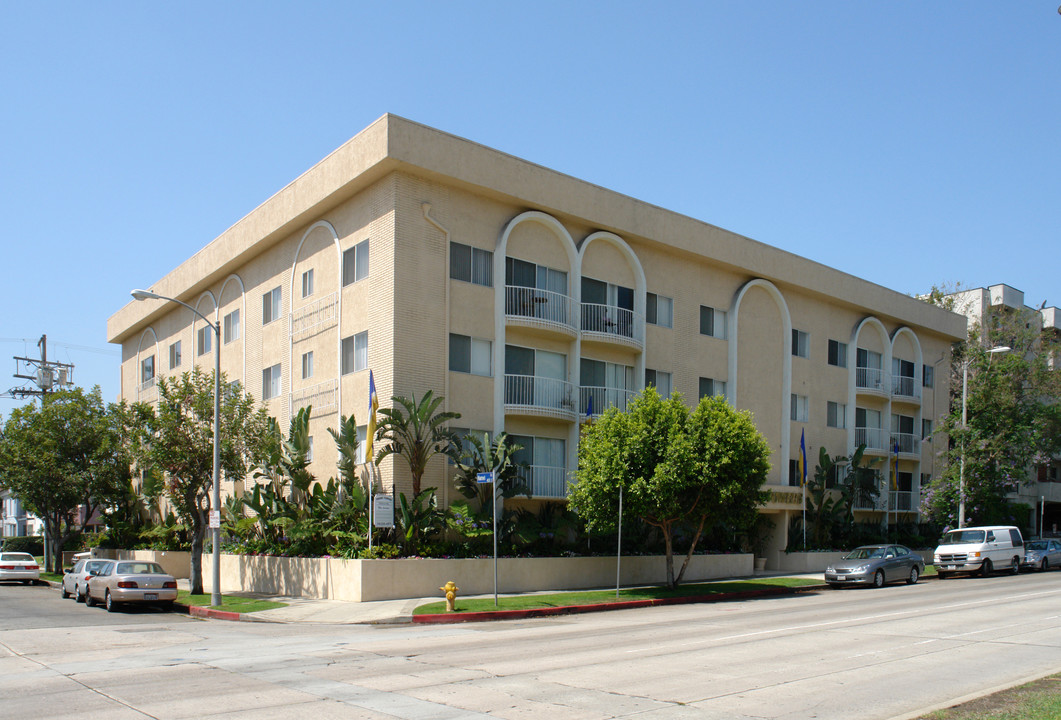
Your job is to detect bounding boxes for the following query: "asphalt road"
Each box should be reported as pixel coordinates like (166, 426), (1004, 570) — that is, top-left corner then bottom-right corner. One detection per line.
(2, 571), (1060, 719)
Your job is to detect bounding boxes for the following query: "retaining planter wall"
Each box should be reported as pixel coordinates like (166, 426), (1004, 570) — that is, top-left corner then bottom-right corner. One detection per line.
(199, 552), (753, 602)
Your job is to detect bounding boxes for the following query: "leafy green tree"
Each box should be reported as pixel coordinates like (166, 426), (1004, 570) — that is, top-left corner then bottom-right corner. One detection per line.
(374, 391), (461, 498)
(922, 291), (1061, 527)
(133, 367), (269, 594)
(570, 388), (771, 588)
(0, 387), (131, 572)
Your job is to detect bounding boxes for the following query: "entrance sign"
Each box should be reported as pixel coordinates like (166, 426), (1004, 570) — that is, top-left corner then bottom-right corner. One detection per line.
(373, 495), (394, 528)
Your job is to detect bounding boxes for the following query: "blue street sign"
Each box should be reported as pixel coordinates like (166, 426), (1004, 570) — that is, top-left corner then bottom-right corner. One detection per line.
(476, 471), (495, 484)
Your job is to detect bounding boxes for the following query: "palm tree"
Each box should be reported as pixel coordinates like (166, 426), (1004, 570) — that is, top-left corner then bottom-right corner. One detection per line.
(374, 391), (461, 497)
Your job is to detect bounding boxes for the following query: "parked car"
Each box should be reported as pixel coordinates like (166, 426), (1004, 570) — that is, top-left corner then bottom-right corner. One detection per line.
(0, 552), (41, 584)
(62, 558), (112, 602)
(824, 545), (925, 588)
(934, 525), (1024, 578)
(1021, 539), (1061, 572)
(85, 560), (177, 612)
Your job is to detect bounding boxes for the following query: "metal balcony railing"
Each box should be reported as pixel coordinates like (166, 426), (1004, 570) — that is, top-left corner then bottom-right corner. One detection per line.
(891, 375), (921, 401)
(504, 375), (576, 417)
(518, 465), (569, 499)
(504, 286), (575, 332)
(580, 386), (635, 416)
(291, 292), (339, 338)
(855, 427), (887, 451)
(889, 491), (918, 512)
(855, 367), (885, 392)
(289, 378), (338, 417)
(580, 303), (644, 347)
(892, 432), (921, 456)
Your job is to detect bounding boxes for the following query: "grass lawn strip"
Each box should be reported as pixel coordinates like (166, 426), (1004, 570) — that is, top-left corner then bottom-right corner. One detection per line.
(414, 577), (820, 615)
(918, 673), (1061, 720)
(176, 590), (286, 614)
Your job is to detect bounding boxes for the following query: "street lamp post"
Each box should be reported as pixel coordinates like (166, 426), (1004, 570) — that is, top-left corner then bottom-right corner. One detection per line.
(132, 289), (222, 607)
(958, 345), (1010, 528)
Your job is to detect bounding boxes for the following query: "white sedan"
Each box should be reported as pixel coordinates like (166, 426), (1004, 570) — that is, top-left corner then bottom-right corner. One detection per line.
(86, 560), (178, 612)
(0, 552), (41, 584)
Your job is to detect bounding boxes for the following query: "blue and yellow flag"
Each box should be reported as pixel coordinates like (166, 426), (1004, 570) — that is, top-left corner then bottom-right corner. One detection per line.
(366, 370), (378, 463)
(892, 440), (900, 490)
(798, 428), (807, 486)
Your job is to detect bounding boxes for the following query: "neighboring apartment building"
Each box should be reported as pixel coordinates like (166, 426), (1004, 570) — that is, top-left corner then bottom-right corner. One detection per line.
(1, 489), (43, 539)
(945, 284), (1061, 536)
(107, 114), (966, 558)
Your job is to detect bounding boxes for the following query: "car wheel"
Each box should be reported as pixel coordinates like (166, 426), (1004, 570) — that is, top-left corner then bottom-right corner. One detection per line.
(873, 570), (885, 588)
(61, 585), (70, 599)
(1010, 557), (1020, 575)
(85, 589), (95, 607)
(1042, 558), (1049, 572)
(75, 585), (85, 603)
(105, 591), (117, 613)
(907, 566), (920, 585)
(981, 559), (993, 577)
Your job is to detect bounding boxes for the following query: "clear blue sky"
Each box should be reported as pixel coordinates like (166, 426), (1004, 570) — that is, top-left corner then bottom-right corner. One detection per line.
(2, 2), (1058, 417)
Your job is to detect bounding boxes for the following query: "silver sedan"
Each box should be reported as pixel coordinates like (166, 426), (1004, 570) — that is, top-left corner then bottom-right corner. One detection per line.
(825, 545), (925, 588)
(1022, 539), (1061, 571)
(61, 558), (112, 602)
(85, 560), (178, 612)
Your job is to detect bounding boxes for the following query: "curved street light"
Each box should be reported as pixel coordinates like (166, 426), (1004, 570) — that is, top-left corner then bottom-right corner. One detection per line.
(132, 289), (222, 607)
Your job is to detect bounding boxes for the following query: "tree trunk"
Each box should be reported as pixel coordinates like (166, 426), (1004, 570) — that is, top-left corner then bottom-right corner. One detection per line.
(675, 513), (708, 587)
(189, 524), (205, 595)
(663, 523), (675, 589)
(46, 513), (63, 574)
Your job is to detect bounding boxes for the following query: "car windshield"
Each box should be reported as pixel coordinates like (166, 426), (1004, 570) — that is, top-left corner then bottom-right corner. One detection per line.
(116, 562), (165, 574)
(1026, 541), (1048, 551)
(940, 530), (985, 545)
(0, 553), (35, 562)
(844, 547), (884, 560)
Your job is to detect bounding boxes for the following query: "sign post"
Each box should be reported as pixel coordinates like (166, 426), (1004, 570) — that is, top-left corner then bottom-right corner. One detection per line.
(477, 471), (498, 606)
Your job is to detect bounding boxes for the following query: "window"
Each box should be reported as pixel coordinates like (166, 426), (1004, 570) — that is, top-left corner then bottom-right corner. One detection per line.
(262, 363), (281, 400)
(699, 377), (726, 399)
(140, 355), (155, 385)
(647, 293), (674, 328)
(790, 394), (809, 422)
(827, 401), (846, 428)
(197, 326), (212, 356)
(356, 425), (367, 464)
(509, 434), (567, 496)
(922, 418), (933, 440)
(342, 332), (369, 375)
(302, 351), (314, 380)
(645, 369), (672, 396)
(699, 306), (726, 338)
(923, 364), (934, 388)
(581, 276), (634, 336)
(168, 341), (181, 370)
(582, 359), (635, 413)
(450, 242), (493, 287)
(262, 287), (281, 324)
(449, 334), (492, 376)
(342, 239), (369, 286)
(223, 309), (240, 345)
(450, 428), (493, 462)
(788, 459), (801, 487)
(301, 269), (314, 298)
(792, 329), (809, 358)
(828, 340), (848, 368)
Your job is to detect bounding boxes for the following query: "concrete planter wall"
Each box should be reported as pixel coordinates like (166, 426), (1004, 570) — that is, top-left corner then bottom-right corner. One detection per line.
(200, 552), (753, 602)
(90, 549), (192, 579)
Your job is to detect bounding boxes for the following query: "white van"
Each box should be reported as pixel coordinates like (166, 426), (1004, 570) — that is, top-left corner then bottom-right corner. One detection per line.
(934, 525), (1024, 578)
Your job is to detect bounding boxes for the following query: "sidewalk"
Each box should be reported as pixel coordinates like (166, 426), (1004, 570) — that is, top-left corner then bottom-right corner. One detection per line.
(175, 572), (831, 625)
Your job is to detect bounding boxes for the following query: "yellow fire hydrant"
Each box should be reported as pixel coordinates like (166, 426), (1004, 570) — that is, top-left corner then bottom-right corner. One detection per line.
(440, 580), (459, 612)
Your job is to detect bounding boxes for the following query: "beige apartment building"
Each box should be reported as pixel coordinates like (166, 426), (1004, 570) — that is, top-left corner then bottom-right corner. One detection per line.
(107, 114), (967, 555)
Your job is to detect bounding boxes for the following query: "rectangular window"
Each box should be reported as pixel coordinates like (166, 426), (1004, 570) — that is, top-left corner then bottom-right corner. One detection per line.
(827, 401), (847, 428)
(168, 341), (181, 370)
(342, 239), (369, 286)
(262, 287), (281, 324)
(922, 418), (933, 440)
(141, 355), (155, 384)
(923, 364), (934, 388)
(301, 269), (314, 298)
(262, 363), (281, 400)
(646, 293), (674, 328)
(645, 369), (672, 396)
(449, 334), (492, 376)
(450, 242), (493, 287)
(197, 326), (212, 356)
(698, 377), (726, 399)
(699, 306), (726, 338)
(302, 351), (314, 380)
(828, 339), (848, 368)
(792, 329), (809, 358)
(223, 309), (240, 345)
(791, 394), (809, 422)
(354, 331), (368, 372)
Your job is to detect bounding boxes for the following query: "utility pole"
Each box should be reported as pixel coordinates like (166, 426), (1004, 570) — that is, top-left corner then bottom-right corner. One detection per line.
(5, 334), (75, 400)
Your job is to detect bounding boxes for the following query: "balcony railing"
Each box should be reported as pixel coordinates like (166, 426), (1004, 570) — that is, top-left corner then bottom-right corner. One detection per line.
(855, 367), (885, 393)
(581, 303), (644, 348)
(290, 378), (338, 417)
(518, 465), (569, 499)
(889, 491), (918, 513)
(504, 286), (576, 334)
(855, 427), (886, 452)
(892, 432), (921, 456)
(291, 292), (339, 338)
(892, 375), (921, 401)
(580, 386), (635, 416)
(504, 374), (576, 418)
(854, 493), (887, 512)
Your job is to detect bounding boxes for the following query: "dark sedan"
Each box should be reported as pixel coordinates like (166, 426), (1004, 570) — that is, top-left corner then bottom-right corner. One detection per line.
(825, 545), (925, 588)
